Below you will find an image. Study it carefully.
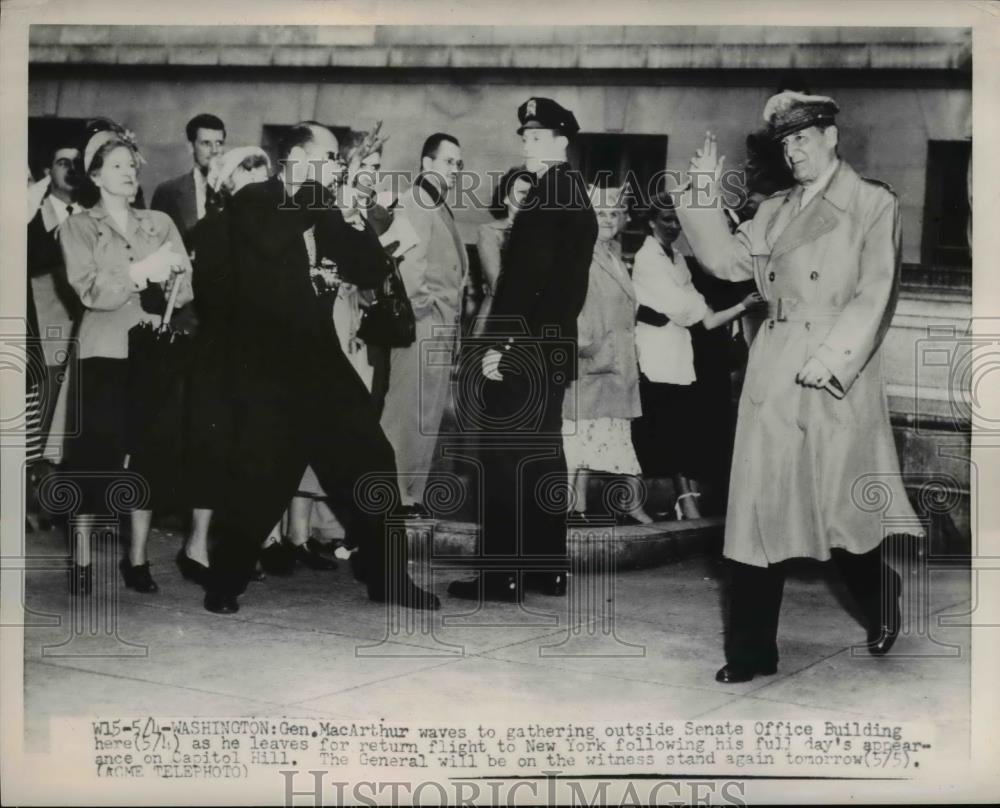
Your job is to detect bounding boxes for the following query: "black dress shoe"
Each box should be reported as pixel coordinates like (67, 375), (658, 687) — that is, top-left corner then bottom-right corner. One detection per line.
(204, 591), (239, 614)
(119, 558), (159, 593)
(289, 540), (338, 570)
(524, 571), (567, 596)
(260, 540), (296, 576)
(250, 564), (266, 582)
(867, 569), (902, 656)
(369, 576), (440, 611)
(307, 537), (337, 558)
(715, 662), (778, 684)
(447, 574), (519, 603)
(176, 549), (209, 586)
(69, 564), (92, 596)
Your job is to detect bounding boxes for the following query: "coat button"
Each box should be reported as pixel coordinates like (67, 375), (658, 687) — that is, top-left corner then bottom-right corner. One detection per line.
(768, 320), (774, 330)
(809, 270), (818, 280)
(768, 271), (775, 282)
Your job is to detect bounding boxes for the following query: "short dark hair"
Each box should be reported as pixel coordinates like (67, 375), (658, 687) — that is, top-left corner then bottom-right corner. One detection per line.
(186, 114), (226, 143)
(641, 189), (678, 228)
(49, 143), (80, 165)
(489, 166), (534, 219)
(420, 133), (460, 164)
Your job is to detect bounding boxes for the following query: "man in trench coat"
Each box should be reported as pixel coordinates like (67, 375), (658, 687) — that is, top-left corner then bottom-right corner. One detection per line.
(675, 92), (923, 683)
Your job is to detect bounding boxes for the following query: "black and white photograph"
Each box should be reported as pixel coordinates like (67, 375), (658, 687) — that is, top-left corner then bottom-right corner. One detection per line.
(1, 1), (997, 804)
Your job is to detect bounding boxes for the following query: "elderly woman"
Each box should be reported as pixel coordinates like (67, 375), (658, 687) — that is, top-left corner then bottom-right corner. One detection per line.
(631, 192), (762, 519)
(473, 166), (534, 335)
(60, 125), (193, 595)
(562, 186), (652, 525)
(176, 147), (271, 585)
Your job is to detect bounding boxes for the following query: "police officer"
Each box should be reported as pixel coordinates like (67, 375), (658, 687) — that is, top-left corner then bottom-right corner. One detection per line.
(675, 92), (922, 682)
(449, 98), (597, 601)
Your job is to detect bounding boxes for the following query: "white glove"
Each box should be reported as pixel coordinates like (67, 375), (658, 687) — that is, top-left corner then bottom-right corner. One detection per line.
(128, 244), (185, 289)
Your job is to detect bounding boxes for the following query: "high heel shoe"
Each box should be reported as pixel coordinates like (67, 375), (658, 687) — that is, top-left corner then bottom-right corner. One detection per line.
(176, 549), (209, 586)
(119, 558), (159, 593)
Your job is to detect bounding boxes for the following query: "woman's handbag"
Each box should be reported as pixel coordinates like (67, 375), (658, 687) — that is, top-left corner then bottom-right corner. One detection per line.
(356, 256), (416, 348)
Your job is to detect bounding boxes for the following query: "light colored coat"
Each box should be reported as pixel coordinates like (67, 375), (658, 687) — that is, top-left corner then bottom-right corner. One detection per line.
(380, 179), (468, 504)
(563, 243), (642, 421)
(677, 160), (921, 566)
(60, 203), (193, 360)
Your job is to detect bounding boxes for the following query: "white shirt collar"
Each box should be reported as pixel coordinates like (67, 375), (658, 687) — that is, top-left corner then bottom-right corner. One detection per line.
(41, 193), (75, 231)
(800, 159), (839, 209)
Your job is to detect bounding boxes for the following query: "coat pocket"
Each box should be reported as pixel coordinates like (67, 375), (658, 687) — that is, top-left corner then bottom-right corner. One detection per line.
(581, 334), (617, 376)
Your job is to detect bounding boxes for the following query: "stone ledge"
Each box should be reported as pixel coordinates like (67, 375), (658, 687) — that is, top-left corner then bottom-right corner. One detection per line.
(402, 516), (724, 570)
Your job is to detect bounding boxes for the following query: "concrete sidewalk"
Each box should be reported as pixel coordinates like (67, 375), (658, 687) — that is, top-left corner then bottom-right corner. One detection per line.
(20, 523), (971, 765)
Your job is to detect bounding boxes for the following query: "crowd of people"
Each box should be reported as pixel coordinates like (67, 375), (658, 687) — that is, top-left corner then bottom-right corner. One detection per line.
(24, 87), (917, 683)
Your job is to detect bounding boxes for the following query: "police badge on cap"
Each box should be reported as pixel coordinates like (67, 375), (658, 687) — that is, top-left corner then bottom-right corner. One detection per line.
(763, 90), (839, 140)
(517, 97), (581, 136)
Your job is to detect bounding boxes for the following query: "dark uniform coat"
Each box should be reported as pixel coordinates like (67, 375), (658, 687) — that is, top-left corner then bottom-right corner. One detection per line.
(677, 160), (921, 567)
(476, 161), (597, 561)
(488, 161), (597, 382)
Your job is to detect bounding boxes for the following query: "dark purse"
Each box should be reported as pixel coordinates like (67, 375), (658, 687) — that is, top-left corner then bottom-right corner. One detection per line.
(356, 256), (416, 348)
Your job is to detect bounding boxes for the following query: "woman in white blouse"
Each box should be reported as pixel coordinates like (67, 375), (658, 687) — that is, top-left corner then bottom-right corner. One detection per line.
(631, 193), (761, 519)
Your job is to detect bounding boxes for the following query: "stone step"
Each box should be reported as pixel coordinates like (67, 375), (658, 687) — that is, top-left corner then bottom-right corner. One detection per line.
(399, 516), (724, 570)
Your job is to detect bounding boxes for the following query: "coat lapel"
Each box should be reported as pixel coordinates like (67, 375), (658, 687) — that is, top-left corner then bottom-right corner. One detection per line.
(180, 172), (198, 229)
(769, 161), (856, 260)
(593, 246), (634, 303)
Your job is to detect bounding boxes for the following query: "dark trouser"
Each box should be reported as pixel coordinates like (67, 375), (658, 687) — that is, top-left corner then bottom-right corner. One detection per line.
(724, 544), (899, 669)
(478, 374), (567, 576)
(208, 382), (401, 598)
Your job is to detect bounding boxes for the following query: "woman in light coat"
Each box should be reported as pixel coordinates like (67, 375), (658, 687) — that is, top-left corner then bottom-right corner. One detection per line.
(60, 127), (192, 595)
(562, 187), (651, 525)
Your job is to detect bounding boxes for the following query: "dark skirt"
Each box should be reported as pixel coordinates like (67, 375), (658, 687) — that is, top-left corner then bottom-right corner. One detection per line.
(631, 374), (701, 477)
(67, 357), (182, 515)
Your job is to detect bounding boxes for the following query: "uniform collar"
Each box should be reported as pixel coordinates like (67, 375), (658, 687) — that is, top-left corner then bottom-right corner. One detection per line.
(819, 159), (859, 211)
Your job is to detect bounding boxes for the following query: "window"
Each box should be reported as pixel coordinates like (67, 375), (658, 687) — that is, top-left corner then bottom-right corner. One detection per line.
(921, 140), (971, 271)
(567, 133), (669, 260)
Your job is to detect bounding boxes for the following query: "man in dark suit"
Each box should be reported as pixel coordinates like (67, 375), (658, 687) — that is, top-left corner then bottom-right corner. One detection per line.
(27, 143), (82, 444)
(448, 98), (598, 602)
(151, 113), (226, 249)
(205, 122), (439, 614)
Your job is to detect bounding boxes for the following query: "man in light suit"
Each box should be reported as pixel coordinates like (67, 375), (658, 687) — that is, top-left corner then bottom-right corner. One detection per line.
(151, 113), (226, 249)
(380, 133), (468, 517)
(675, 92), (921, 683)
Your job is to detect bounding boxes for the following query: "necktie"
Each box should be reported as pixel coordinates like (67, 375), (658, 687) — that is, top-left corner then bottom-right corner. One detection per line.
(65, 204), (74, 216)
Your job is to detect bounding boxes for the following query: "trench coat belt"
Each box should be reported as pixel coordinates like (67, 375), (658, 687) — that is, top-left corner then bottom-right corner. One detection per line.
(766, 298), (844, 323)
